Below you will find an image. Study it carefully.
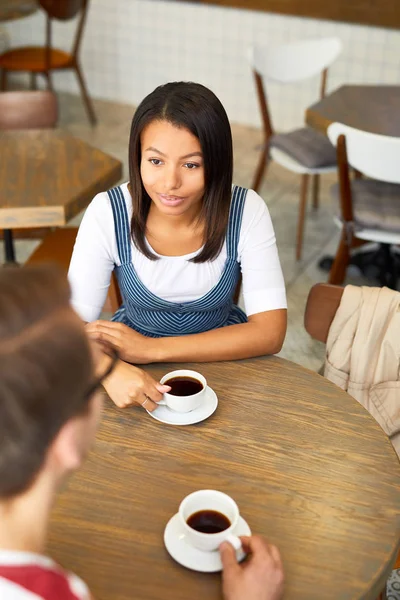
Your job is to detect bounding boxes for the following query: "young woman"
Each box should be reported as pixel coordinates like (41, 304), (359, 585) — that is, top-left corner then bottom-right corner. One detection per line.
(68, 82), (287, 410)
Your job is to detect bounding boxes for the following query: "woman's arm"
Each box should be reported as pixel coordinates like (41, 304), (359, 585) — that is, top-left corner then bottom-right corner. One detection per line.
(86, 308), (286, 364)
(68, 193), (117, 322)
(152, 309), (286, 361)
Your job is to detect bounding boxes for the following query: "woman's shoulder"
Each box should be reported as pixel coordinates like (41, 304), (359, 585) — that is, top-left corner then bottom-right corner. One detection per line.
(84, 182), (132, 224)
(233, 186), (274, 246)
(91, 182), (131, 210)
(232, 186), (269, 217)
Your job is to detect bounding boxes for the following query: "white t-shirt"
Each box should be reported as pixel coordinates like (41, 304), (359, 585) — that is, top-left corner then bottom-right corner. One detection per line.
(68, 183), (287, 323)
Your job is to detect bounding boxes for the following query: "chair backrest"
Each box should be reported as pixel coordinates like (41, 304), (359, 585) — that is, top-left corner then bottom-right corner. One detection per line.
(304, 283), (344, 343)
(40, 0), (89, 60)
(328, 122), (400, 185)
(249, 38), (342, 84)
(39, 0), (84, 20)
(0, 91), (58, 130)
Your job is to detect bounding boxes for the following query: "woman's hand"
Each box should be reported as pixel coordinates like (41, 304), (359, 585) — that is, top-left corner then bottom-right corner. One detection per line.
(103, 359), (170, 410)
(86, 321), (157, 364)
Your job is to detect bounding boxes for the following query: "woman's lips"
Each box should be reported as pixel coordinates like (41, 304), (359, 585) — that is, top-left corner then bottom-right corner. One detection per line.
(158, 194), (186, 207)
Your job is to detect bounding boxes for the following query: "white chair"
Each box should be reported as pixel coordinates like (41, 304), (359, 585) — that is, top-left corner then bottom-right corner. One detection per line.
(249, 38), (342, 260)
(327, 122), (400, 288)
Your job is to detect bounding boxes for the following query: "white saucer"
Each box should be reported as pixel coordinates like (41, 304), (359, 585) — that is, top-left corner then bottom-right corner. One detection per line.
(164, 513), (251, 572)
(147, 386), (218, 426)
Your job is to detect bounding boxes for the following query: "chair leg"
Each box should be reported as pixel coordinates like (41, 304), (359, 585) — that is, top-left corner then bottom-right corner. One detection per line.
(44, 70), (53, 91)
(296, 173), (310, 261)
(252, 144), (269, 193)
(328, 230), (350, 284)
(380, 243), (399, 290)
(30, 72), (37, 90)
(377, 582), (387, 600)
(0, 69), (7, 91)
(74, 62), (97, 126)
(312, 173), (320, 210)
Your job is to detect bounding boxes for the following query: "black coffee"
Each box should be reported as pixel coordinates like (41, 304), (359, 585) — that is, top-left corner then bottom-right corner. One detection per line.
(186, 510), (231, 534)
(164, 376), (203, 397)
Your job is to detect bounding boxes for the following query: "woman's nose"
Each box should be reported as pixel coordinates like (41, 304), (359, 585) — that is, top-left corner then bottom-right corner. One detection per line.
(163, 165), (181, 191)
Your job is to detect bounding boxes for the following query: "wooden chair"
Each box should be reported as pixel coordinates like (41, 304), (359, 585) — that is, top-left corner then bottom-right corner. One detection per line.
(0, 0), (97, 125)
(0, 90), (58, 259)
(0, 89), (57, 129)
(327, 123), (400, 288)
(305, 282), (400, 600)
(248, 38), (341, 260)
(26, 227), (122, 314)
(304, 282), (344, 343)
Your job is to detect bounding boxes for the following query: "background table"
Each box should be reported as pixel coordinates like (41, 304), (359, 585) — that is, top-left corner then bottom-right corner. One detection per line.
(0, 0), (38, 22)
(306, 84), (400, 136)
(0, 129), (122, 262)
(48, 356), (400, 600)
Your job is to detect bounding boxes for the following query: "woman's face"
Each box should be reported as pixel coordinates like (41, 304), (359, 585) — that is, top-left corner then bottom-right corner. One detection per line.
(140, 120), (205, 218)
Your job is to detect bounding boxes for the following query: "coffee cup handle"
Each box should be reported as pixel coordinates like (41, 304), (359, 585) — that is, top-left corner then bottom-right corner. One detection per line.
(157, 399), (168, 406)
(224, 534), (242, 552)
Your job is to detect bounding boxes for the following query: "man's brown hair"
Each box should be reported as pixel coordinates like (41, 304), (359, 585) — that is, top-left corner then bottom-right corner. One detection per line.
(0, 265), (93, 498)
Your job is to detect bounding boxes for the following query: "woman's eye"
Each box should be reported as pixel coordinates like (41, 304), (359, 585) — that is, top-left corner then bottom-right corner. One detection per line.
(150, 158), (163, 166)
(184, 162), (200, 170)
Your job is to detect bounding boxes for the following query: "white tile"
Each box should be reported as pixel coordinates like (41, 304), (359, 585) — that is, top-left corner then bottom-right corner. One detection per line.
(4, 0), (400, 129)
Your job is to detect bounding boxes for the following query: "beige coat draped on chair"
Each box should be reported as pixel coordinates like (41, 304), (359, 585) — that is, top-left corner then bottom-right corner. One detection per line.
(324, 285), (400, 457)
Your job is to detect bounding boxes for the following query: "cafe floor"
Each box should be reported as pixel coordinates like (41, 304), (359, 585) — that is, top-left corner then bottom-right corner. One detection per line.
(4, 91), (399, 597)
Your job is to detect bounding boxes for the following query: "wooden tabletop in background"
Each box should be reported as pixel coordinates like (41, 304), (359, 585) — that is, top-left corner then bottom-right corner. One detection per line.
(0, 130), (122, 229)
(306, 85), (400, 137)
(48, 356), (400, 600)
(0, 0), (38, 22)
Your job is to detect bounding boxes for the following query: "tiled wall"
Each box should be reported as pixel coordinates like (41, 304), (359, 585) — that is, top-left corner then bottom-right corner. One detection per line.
(4, 0), (400, 130)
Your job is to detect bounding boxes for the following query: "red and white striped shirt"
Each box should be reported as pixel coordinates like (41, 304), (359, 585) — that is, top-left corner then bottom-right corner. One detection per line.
(0, 551), (91, 599)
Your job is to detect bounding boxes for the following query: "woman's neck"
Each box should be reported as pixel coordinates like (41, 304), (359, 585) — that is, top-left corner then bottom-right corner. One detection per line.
(148, 202), (203, 230)
(0, 472), (55, 555)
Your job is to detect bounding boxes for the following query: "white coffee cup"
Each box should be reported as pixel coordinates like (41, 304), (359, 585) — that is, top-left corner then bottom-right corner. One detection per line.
(178, 490), (242, 552)
(158, 370), (207, 413)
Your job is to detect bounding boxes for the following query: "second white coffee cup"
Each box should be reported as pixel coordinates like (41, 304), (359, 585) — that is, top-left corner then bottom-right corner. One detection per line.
(179, 490), (242, 552)
(158, 369), (207, 413)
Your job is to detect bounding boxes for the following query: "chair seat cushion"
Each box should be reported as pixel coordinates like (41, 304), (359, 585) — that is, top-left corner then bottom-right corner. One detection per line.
(0, 47), (72, 71)
(270, 127), (337, 169)
(331, 179), (400, 232)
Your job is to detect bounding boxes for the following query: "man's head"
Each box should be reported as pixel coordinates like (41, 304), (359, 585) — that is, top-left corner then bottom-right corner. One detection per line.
(0, 265), (103, 500)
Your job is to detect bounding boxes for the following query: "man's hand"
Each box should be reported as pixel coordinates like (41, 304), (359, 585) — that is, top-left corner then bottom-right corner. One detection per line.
(220, 535), (284, 600)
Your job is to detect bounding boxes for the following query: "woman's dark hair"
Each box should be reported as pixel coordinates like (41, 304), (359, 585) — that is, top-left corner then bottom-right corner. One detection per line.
(0, 264), (93, 498)
(129, 81), (233, 263)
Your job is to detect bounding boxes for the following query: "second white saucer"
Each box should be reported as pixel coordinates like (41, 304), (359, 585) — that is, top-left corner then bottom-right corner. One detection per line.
(147, 386), (218, 426)
(164, 513), (251, 572)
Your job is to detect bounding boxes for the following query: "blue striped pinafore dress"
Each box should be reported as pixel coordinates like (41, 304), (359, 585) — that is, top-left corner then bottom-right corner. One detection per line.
(108, 185), (248, 338)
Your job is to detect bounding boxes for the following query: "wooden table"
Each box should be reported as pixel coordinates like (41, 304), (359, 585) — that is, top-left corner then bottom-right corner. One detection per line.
(0, 129), (122, 262)
(306, 84), (400, 137)
(48, 356), (400, 600)
(0, 0), (38, 22)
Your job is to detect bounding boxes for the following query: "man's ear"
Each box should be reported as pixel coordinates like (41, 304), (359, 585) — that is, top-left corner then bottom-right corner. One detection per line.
(47, 415), (88, 475)
(46, 393), (103, 477)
